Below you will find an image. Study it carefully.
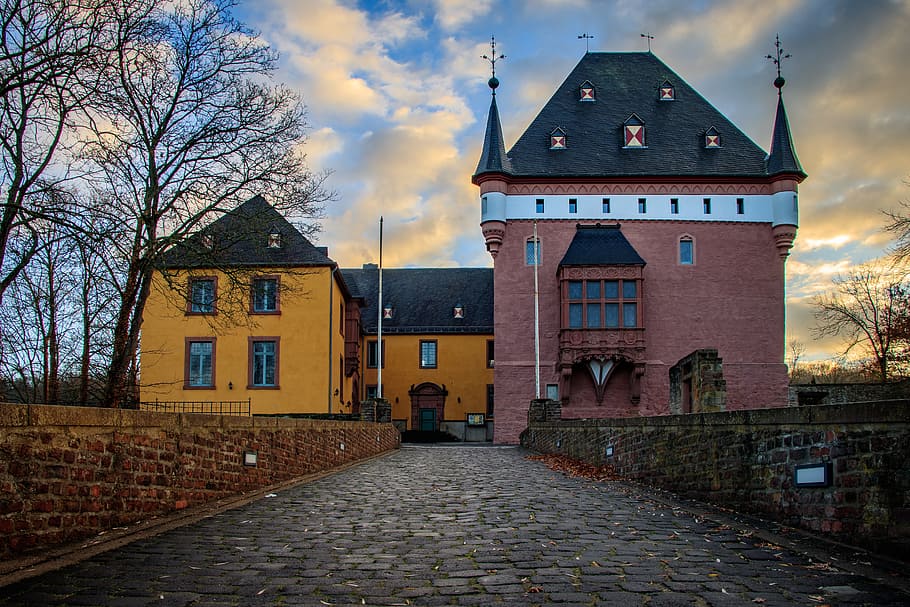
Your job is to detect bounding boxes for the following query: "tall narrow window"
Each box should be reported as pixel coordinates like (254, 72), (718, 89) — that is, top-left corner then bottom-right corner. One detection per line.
(419, 340), (438, 369)
(736, 198), (745, 215)
(535, 198), (545, 213)
(251, 277), (279, 313)
(679, 236), (694, 265)
(367, 340), (385, 368)
(526, 238), (541, 266)
(486, 384), (495, 418)
(568, 198), (577, 214)
(249, 338), (279, 388)
(670, 198), (679, 215)
(546, 384), (559, 401)
(188, 277), (216, 314)
(486, 340), (495, 368)
(602, 198), (611, 214)
(638, 198), (647, 214)
(185, 338), (215, 388)
(703, 198), (712, 214)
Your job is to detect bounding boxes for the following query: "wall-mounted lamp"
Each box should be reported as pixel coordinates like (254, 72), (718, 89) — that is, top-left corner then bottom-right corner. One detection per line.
(243, 450), (258, 467)
(228, 381), (233, 390)
(395, 396), (399, 403)
(334, 388), (339, 396)
(457, 396), (461, 403)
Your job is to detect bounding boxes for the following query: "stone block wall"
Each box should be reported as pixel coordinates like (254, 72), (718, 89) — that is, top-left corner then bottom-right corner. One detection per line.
(789, 381), (910, 406)
(521, 401), (910, 557)
(0, 404), (400, 559)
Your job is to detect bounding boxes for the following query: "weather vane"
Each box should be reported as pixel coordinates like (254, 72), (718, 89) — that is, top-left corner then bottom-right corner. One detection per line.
(482, 35), (505, 95)
(641, 32), (654, 53)
(765, 34), (791, 91)
(578, 33), (594, 53)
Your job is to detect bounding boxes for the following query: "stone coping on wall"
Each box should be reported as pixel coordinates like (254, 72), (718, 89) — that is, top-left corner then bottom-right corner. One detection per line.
(546, 400), (910, 428)
(0, 403), (380, 431)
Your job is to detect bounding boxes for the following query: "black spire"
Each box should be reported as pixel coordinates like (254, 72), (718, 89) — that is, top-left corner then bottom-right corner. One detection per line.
(765, 35), (805, 177)
(474, 37), (511, 177)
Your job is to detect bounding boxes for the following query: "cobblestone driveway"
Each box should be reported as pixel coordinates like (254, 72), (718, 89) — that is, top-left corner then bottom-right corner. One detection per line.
(1, 445), (907, 606)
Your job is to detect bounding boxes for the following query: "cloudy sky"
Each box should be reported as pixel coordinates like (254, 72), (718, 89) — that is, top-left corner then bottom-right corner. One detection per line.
(233, 0), (910, 361)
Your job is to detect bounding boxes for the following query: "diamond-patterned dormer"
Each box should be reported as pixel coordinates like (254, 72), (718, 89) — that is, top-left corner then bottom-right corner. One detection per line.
(550, 127), (567, 150)
(659, 79), (675, 101)
(579, 80), (595, 101)
(705, 126), (721, 149)
(623, 114), (646, 148)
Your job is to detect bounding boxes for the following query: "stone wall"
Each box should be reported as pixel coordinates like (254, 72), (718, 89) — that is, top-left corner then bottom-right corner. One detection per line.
(789, 381), (910, 407)
(521, 401), (910, 557)
(0, 404), (400, 559)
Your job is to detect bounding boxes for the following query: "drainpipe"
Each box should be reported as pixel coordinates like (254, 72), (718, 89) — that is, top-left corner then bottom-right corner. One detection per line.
(328, 266), (337, 414)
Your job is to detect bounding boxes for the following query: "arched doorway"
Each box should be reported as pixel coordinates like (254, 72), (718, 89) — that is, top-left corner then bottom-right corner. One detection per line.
(409, 382), (447, 432)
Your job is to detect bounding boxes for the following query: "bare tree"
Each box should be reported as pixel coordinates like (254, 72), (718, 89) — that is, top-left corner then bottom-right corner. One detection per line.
(82, 0), (330, 406)
(0, 0), (134, 301)
(884, 180), (910, 264)
(811, 263), (910, 382)
(787, 339), (805, 381)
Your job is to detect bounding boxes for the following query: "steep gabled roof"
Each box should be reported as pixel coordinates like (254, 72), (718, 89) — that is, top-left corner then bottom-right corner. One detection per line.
(506, 52), (769, 178)
(342, 267), (493, 335)
(160, 195), (334, 268)
(559, 224), (646, 266)
(766, 93), (805, 177)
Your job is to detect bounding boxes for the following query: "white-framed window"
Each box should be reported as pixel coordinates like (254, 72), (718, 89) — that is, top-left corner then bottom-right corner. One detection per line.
(419, 340), (437, 369)
(566, 279), (640, 328)
(188, 277), (216, 314)
(367, 339), (385, 369)
(249, 338), (279, 387)
(251, 277), (279, 313)
(526, 238), (541, 266)
(185, 338), (215, 388)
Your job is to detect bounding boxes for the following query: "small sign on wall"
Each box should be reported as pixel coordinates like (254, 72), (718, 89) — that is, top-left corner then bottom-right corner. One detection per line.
(243, 450), (258, 467)
(794, 462), (832, 487)
(466, 413), (485, 427)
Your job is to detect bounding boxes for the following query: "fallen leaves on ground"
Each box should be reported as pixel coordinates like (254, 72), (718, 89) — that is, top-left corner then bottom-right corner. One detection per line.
(527, 454), (622, 481)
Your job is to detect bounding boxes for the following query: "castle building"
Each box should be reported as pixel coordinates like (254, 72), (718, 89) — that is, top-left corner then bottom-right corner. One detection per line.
(473, 51), (805, 443)
(140, 196), (494, 438)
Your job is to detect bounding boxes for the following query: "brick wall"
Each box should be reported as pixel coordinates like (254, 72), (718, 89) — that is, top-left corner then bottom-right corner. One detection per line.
(0, 404), (400, 559)
(521, 401), (910, 558)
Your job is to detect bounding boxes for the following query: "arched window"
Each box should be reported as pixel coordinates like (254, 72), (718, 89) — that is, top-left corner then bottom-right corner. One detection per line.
(679, 235), (694, 265)
(623, 113), (646, 148)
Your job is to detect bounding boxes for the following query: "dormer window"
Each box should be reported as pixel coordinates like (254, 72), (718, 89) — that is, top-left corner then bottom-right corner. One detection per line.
(623, 114), (646, 148)
(579, 80), (595, 101)
(453, 304), (465, 319)
(268, 232), (281, 248)
(201, 234), (214, 249)
(705, 126), (721, 149)
(549, 127), (567, 150)
(659, 79), (675, 101)
(383, 303), (394, 319)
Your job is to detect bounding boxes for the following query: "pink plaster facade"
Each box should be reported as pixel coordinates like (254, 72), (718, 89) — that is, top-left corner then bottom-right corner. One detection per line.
(491, 216), (789, 444)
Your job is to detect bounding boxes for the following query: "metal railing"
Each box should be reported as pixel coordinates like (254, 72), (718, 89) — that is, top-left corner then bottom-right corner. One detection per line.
(139, 399), (251, 416)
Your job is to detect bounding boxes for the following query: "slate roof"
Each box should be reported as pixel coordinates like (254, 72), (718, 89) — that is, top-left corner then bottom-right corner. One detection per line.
(159, 195), (334, 268)
(474, 95), (512, 176)
(487, 52), (781, 179)
(559, 225), (646, 266)
(766, 93), (805, 177)
(341, 267), (493, 335)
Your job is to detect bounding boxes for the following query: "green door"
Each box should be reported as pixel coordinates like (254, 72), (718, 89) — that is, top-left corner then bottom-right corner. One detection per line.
(419, 408), (436, 432)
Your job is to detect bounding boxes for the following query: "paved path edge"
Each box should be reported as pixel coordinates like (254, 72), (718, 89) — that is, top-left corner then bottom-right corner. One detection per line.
(0, 448), (399, 588)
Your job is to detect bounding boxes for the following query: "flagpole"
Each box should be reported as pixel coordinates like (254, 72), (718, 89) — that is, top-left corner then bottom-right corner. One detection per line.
(533, 220), (541, 399)
(377, 216), (383, 399)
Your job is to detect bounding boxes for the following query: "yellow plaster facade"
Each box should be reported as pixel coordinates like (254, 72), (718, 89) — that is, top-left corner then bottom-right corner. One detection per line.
(361, 334), (494, 430)
(140, 267), (355, 415)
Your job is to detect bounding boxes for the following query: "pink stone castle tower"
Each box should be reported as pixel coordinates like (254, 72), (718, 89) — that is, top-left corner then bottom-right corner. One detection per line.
(474, 46), (805, 444)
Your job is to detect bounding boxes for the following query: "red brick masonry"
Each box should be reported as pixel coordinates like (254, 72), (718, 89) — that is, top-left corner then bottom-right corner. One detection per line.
(0, 404), (400, 559)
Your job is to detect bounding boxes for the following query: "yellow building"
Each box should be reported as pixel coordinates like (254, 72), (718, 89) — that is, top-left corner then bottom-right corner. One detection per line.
(140, 196), (357, 415)
(140, 196), (496, 440)
(342, 267), (494, 439)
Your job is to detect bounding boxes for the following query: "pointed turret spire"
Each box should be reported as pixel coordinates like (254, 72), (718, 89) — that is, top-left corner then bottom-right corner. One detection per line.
(765, 35), (805, 178)
(475, 37), (511, 177)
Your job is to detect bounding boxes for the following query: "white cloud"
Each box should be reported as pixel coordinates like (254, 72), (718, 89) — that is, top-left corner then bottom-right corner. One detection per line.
(432, 0), (493, 31)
